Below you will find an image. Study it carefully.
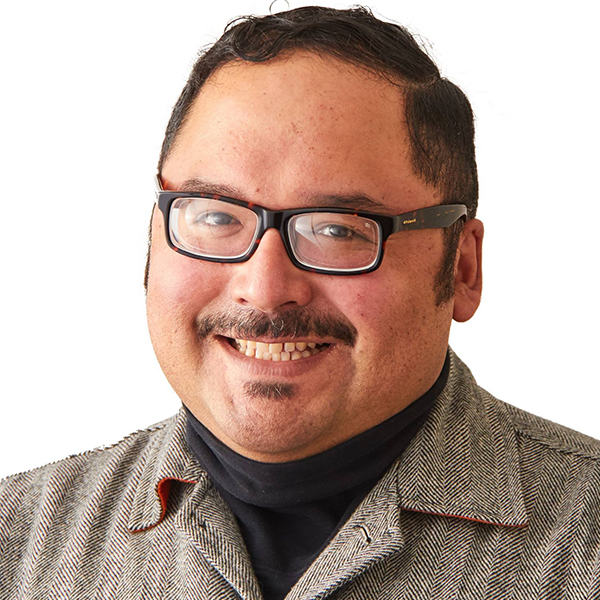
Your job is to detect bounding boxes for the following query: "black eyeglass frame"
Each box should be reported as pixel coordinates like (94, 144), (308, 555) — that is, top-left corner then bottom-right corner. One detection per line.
(154, 176), (468, 275)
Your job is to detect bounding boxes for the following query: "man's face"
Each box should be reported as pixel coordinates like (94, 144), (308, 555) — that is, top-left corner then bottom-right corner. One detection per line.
(147, 52), (457, 462)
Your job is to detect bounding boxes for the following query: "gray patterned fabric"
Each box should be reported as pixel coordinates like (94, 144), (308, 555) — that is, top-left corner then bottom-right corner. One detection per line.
(1, 349), (599, 599)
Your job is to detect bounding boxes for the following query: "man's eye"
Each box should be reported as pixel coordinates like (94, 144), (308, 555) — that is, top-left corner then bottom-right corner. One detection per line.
(317, 224), (353, 238)
(195, 211), (240, 227)
(316, 223), (369, 242)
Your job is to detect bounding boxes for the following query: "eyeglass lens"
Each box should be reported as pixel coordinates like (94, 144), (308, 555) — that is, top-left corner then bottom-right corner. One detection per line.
(287, 213), (379, 270)
(171, 198), (259, 259)
(169, 197), (381, 271)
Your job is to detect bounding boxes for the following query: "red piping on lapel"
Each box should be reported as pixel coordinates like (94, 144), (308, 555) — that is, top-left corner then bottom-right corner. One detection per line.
(401, 506), (528, 528)
(131, 477), (198, 533)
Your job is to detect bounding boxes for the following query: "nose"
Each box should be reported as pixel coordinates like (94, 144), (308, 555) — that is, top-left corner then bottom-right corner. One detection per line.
(230, 228), (313, 312)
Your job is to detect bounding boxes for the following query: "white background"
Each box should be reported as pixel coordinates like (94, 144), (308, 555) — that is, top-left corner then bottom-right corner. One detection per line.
(1, 0), (598, 477)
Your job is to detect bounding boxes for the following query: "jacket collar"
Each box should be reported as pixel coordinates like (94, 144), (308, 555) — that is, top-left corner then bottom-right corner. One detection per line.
(126, 409), (205, 532)
(395, 349), (528, 527)
(127, 347), (528, 532)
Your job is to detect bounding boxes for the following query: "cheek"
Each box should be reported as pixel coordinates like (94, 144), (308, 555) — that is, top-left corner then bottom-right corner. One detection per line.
(148, 258), (229, 331)
(326, 240), (446, 347)
(146, 250), (231, 388)
(146, 222), (229, 346)
(147, 212), (224, 307)
(329, 262), (428, 323)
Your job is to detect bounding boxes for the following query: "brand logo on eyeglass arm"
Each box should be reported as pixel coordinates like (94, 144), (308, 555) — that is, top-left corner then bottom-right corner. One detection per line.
(403, 218), (417, 225)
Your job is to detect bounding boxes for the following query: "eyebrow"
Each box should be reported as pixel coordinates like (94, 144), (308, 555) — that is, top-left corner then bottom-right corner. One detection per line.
(177, 177), (391, 213)
(179, 178), (242, 197)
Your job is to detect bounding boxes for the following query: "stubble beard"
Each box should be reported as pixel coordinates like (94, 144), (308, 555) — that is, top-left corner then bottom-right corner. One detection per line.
(243, 380), (296, 400)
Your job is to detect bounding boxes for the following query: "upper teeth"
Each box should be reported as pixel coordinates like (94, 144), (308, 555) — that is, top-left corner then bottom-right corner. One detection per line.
(234, 339), (326, 361)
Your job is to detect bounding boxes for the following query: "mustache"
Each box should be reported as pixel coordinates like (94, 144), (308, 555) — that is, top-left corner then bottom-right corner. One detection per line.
(196, 308), (357, 347)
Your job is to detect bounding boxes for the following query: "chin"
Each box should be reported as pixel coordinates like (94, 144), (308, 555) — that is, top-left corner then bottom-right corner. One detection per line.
(210, 392), (337, 461)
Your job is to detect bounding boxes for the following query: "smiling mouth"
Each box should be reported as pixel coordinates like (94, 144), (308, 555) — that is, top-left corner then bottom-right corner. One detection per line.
(228, 338), (330, 361)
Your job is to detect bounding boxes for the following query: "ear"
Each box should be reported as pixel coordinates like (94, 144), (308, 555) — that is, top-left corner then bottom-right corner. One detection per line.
(453, 218), (484, 322)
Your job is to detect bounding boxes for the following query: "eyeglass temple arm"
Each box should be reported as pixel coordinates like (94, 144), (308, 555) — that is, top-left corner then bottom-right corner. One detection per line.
(392, 204), (468, 232)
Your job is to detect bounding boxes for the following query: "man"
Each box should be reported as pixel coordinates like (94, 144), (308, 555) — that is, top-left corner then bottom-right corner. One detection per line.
(1, 6), (598, 600)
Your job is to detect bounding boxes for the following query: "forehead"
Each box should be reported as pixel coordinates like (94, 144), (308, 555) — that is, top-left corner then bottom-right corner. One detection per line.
(162, 52), (438, 212)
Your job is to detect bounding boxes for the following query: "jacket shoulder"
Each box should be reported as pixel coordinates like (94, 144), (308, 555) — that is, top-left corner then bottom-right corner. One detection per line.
(0, 415), (175, 510)
(500, 398), (600, 460)
(450, 349), (600, 461)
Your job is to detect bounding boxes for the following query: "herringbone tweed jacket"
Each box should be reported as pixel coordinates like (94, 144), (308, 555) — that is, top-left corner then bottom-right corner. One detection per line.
(1, 349), (599, 599)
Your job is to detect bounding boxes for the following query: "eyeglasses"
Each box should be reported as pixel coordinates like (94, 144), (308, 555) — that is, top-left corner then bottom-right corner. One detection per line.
(154, 176), (467, 275)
